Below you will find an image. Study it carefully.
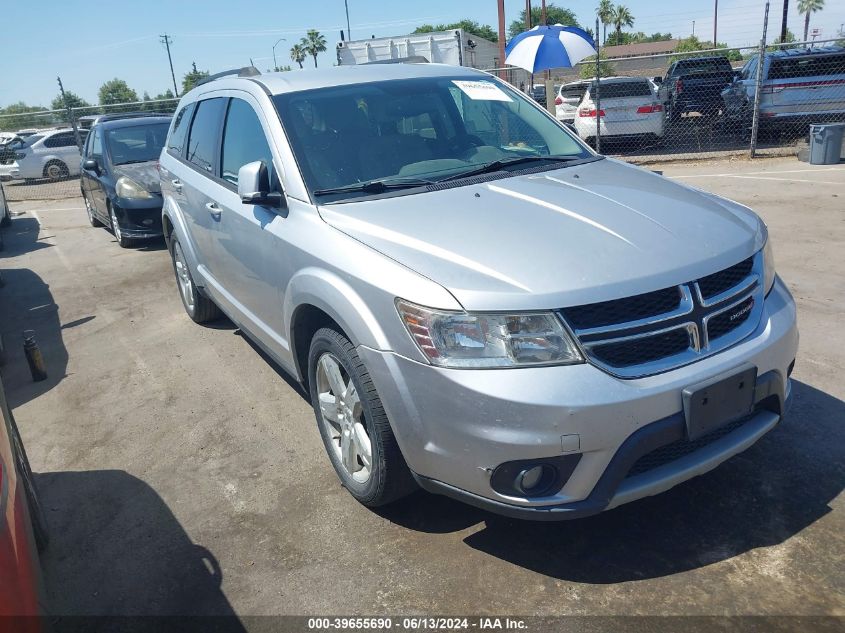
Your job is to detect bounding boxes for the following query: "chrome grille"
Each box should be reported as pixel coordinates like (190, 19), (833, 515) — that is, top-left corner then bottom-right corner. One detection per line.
(561, 252), (764, 378)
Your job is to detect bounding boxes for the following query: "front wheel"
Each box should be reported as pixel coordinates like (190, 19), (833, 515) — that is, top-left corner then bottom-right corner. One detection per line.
(308, 327), (415, 507)
(109, 203), (132, 248)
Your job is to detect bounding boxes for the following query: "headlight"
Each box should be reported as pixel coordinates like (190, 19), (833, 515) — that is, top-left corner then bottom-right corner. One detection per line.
(762, 234), (775, 295)
(396, 299), (583, 368)
(115, 176), (152, 199)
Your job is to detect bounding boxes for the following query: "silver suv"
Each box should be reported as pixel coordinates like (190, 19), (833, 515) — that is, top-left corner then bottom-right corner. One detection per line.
(159, 64), (798, 519)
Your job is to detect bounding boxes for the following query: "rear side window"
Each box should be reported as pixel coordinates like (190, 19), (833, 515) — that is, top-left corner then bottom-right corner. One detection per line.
(43, 132), (77, 148)
(185, 98), (226, 173)
(769, 54), (845, 80)
(167, 103), (196, 156)
(220, 99), (275, 186)
(593, 82), (654, 98)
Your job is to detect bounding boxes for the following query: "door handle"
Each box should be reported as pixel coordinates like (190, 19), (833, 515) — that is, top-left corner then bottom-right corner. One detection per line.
(171, 179), (182, 192)
(205, 202), (222, 219)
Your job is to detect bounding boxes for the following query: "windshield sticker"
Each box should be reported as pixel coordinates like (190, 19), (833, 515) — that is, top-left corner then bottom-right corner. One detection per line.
(452, 80), (513, 102)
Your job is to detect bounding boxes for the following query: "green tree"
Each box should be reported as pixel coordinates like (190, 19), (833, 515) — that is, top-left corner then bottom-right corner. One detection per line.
(579, 54), (614, 79)
(155, 89), (175, 100)
(290, 43), (307, 69)
(301, 30), (327, 68)
(0, 102), (50, 131)
(508, 3), (579, 38)
(610, 5), (635, 45)
(269, 65), (293, 72)
(50, 90), (90, 111)
(98, 79), (139, 105)
(798, 0), (824, 42)
(414, 19), (498, 42)
(672, 36), (742, 62)
(597, 0), (614, 45)
(768, 29), (798, 51)
(182, 62), (210, 93)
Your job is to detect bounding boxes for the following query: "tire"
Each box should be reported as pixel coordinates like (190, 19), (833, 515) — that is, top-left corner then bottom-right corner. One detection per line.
(108, 201), (132, 248)
(169, 236), (221, 323)
(83, 193), (102, 227)
(8, 409), (49, 552)
(308, 327), (415, 507)
(43, 160), (69, 182)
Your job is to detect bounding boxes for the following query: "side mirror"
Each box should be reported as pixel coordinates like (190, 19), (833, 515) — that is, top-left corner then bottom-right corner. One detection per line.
(733, 70), (743, 80)
(83, 158), (100, 173)
(237, 161), (284, 209)
(653, 76), (663, 85)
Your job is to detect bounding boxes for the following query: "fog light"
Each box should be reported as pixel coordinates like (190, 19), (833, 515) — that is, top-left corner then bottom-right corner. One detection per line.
(142, 219), (154, 226)
(519, 466), (544, 491)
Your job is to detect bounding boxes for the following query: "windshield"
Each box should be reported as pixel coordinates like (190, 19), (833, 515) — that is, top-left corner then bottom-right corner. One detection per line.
(591, 81), (654, 98)
(272, 76), (591, 198)
(105, 122), (170, 165)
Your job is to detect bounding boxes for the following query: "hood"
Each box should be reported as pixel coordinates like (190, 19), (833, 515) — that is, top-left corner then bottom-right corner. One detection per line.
(113, 162), (161, 194)
(319, 158), (764, 311)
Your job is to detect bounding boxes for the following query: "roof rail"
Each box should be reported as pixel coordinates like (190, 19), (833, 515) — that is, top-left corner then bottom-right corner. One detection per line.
(361, 56), (429, 65)
(196, 66), (261, 87)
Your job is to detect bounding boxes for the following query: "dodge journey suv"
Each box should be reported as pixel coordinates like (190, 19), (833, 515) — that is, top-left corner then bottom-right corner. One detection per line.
(159, 63), (798, 520)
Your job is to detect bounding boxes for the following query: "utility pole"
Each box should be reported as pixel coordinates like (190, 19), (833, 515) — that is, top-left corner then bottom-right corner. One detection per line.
(56, 76), (83, 152)
(692, 20), (696, 37)
(273, 38), (287, 71)
(780, 0), (789, 43)
(344, 0), (351, 41)
(750, 1), (770, 158)
(541, 0), (547, 26)
(714, 0), (719, 46)
(160, 34), (179, 98)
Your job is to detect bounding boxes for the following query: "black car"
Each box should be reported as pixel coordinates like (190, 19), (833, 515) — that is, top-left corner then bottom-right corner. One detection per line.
(80, 116), (170, 247)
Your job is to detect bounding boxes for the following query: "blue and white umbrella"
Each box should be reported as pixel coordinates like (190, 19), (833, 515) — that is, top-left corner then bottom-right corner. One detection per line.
(505, 25), (597, 73)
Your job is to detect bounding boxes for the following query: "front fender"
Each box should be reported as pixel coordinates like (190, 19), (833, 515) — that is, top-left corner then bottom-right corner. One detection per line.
(284, 266), (390, 359)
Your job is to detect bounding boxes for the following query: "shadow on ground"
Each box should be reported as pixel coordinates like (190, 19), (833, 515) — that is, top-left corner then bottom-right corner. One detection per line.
(380, 380), (843, 583)
(0, 217), (69, 409)
(37, 469), (245, 629)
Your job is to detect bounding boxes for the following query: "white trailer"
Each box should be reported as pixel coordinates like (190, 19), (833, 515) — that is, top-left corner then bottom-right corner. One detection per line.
(336, 29), (500, 70)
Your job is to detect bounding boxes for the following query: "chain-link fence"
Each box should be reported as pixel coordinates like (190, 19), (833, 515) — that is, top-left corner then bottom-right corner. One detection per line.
(2, 30), (843, 202)
(0, 98), (178, 201)
(490, 37), (845, 163)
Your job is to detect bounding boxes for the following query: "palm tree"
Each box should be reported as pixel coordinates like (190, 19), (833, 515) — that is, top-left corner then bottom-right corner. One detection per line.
(301, 29), (327, 68)
(798, 0), (825, 43)
(597, 0), (614, 45)
(611, 4), (634, 46)
(289, 43), (307, 69)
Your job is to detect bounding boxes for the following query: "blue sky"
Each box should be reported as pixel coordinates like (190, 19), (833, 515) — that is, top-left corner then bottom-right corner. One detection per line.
(2, 0), (843, 108)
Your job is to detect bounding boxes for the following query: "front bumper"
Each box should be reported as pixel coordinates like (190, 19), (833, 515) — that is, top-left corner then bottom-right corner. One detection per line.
(359, 277), (798, 520)
(111, 196), (164, 239)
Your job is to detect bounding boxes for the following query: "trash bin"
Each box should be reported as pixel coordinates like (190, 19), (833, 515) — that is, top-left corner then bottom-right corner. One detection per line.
(808, 123), (845, 165)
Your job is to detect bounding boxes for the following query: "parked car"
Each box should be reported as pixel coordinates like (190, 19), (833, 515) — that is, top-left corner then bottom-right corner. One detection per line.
(657, 56), (737, 121)
(80, 115), (170, 247)
(0, 136), (23, 167)
(10, 128), (87, 182)
(573, 76), (664, 144)
(160, 64), (797, 520)
(721, 46), (845, 134)
(0, 180), (9, 227)
(555, 80), (590, 124)
(0, 374), (48, 617)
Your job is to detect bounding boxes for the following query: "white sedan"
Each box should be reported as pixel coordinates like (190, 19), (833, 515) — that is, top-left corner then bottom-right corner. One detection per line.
(573, 77), (664, 144)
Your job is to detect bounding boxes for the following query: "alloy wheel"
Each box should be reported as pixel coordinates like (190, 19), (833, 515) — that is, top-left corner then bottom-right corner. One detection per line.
(110, 207), (123, 243)
(173, 241), (195, 312)
(315, 352), (372, 483)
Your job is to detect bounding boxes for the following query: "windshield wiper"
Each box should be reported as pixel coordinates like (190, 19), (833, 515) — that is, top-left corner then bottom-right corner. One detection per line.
(438, 155), (582, 182)
(313, 177), (434, 196)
